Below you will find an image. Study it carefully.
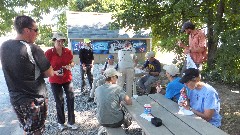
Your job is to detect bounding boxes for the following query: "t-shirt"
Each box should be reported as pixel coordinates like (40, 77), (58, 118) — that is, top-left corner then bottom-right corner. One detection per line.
(188, 83), (222, 127)
(95, 83), (126, 125)
(143, 59), (161, 73)
(45, 47), (73, 84)
(0, 40), (51, 105)
(118, 47), (136, 69)
(79, 45), (94, 65)
(165, 77), (184, 100)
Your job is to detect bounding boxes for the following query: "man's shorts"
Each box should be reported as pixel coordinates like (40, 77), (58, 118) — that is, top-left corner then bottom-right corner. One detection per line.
(13, 98), (47, 135)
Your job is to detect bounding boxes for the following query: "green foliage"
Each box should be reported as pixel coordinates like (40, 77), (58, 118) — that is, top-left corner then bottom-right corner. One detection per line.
(203, 30), (240, 85)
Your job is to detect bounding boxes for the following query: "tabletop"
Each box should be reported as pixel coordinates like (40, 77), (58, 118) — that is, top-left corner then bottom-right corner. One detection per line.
(123, 94), (228, 135)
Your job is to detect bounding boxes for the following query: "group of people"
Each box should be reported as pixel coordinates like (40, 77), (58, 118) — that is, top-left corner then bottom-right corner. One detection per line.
(0, 15), (222, 135)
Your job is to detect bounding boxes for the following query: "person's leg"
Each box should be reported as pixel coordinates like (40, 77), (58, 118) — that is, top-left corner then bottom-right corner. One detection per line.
(117, 69), (126, 89)
(137, 75), (149, 91)
(144, 76), (159, 94)
(86, 66), (93, 89)
(90, 76), (103, 98)
(50, 83), (65, 124)
(80, 65), (85, 90)
(13, 98), (47, 135)
(125, 68), (134, 97)
(62, 82), (75, 125)
(180, 60), (187, 77)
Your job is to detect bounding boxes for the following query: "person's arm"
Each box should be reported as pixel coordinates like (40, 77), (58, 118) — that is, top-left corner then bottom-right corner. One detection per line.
(190, 108), (214, 122)
(43, 66), (54, 77)
(124, 95), (132, 105)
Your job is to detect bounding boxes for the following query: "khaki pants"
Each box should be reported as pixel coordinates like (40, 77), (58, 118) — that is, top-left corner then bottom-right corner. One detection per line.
(117, 68), (134, 97)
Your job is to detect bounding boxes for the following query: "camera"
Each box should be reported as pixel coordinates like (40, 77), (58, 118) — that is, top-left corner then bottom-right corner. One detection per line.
(58, 68), (63, 75)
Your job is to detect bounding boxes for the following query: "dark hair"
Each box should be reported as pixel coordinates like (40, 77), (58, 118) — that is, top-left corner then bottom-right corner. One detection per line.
(105, 77), (112, 81)
(14, 15), (35, 34)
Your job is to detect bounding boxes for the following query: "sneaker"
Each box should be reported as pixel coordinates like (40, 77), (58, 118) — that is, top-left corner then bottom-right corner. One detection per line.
(58, 123), (66, 131)
(87, 97), (94, 102)
(67, 123), (78, 130)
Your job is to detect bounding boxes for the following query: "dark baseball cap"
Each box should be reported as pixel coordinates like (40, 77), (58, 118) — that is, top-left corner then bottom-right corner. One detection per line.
(107, 54), (114, 59)
(180, 21), (195, 32)
(179, 68), (200, 83)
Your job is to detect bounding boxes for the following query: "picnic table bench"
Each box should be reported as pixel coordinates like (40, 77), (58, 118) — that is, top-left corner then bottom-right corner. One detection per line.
(123, 93), (229, 135)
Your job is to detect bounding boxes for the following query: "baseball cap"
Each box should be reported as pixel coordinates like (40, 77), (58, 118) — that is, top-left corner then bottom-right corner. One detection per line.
(179, 68), (200, 83)
(84, 38), (91, 43)
(180, 21), (195, 32)
(52, 32), (66, 41)
(145, 51), (155, 59)
(107, 54), (114, 60)
(163, 64), (180, 76)
(103, 68), (121, 78)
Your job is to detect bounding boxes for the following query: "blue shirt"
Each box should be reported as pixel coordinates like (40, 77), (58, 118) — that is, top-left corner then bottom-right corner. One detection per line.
(165, 77), (184, 100)
(188, 83), (222, 127)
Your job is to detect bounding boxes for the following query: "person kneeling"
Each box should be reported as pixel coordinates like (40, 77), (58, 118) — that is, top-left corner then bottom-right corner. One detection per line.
(95, 68), (132, 128)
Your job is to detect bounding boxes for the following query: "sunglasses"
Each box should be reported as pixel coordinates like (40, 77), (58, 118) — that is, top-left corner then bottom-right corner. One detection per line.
(28, 27), (39, 33)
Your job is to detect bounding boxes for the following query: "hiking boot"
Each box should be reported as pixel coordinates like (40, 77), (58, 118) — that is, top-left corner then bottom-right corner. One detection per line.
(58, 123), (66, 131)
(67, 123), (78, 130)
(87, 97), (94, 102)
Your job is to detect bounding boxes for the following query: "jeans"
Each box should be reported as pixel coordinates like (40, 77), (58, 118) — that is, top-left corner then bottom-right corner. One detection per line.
(50, 82), (75, 125)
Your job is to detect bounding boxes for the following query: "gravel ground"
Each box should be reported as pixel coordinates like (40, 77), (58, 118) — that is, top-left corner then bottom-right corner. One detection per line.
(43, 64), (142, 135)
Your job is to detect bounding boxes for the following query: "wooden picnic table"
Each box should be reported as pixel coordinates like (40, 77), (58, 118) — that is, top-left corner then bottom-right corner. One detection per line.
(123, 94), (228, 135)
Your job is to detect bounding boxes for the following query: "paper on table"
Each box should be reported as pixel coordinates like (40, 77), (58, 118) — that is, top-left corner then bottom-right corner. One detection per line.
(178, 107), (194, 115)
(140, 113), (154, 121)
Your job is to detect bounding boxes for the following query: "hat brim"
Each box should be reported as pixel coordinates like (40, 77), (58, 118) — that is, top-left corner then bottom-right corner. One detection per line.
(179, 76), (194, 83)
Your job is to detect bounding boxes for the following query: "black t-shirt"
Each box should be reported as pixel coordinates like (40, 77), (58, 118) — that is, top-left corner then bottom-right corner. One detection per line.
(0, 40), (51, 105)
(79, 46), (94, 65)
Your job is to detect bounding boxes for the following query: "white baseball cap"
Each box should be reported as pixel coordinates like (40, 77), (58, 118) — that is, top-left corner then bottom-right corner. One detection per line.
(52, 32), (66, 41)
(103, 68), (121, 78)
(145, 51), (155, 59)
(163, 64), (180, 76)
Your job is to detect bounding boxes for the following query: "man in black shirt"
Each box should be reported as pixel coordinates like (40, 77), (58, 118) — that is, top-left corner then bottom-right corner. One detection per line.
(0, 15), (54, 135)
(79, 39), (94, 92)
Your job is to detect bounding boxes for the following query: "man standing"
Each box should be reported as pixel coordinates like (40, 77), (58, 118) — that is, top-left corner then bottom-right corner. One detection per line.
(178, 21), (207, 71)
(79, 39), (94, 92)
(0, 15), (54, 135)
(117, 41), (138, 97)
(138, 51), (161, 95)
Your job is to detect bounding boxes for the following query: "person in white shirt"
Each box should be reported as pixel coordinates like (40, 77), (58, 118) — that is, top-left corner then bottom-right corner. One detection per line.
(117, 41), (138, 97)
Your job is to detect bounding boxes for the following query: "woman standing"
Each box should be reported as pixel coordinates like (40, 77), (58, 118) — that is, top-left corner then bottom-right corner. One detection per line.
(45, 32), (78, 131)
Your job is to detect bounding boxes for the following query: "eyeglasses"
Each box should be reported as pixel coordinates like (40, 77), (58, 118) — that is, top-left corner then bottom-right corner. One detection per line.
(113, 75), (118, 79)
(28, 27), (39, 33)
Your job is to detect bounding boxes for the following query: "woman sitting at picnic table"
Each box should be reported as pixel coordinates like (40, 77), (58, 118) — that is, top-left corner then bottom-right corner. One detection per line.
(179, 68), (222, 127)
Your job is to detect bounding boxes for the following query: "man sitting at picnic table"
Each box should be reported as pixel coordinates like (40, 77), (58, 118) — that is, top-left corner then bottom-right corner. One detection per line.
(95, 68), (132, 128)
(138, 51), (161, 95)
(161, 64), (184, 102)
(179, 68), (222, 127)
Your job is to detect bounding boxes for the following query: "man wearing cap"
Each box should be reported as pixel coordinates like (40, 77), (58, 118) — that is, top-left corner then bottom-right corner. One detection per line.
(179, 68), (222, 127)
(162, 64), (184, 102)
(45, 32), (78, 131)
(0, 15), (54, 134)
(88, 54), (117, 102)
(138, 51), (161, 95)
(178, 21), (207, 72)
(79, 39), (94, 92)
(117, 41), (138, 97)
(95, 68), (132, 128)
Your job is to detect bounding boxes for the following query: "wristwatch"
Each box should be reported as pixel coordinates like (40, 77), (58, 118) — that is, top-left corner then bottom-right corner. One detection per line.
(189, 107), (193, 111)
